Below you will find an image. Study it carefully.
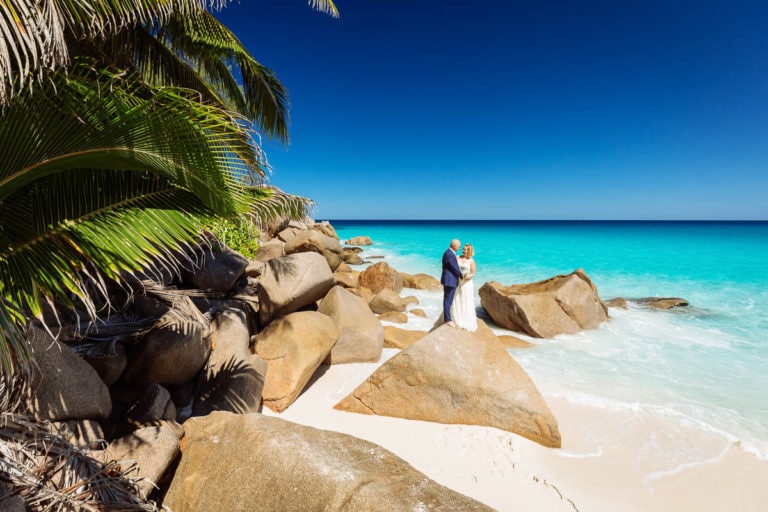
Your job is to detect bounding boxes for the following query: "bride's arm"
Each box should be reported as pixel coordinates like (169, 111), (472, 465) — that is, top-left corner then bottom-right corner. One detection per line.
(469, 259), (476, 279)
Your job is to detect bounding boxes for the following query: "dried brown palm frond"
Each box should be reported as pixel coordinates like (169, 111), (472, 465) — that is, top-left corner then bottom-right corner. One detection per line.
(0, 412), (159, 511)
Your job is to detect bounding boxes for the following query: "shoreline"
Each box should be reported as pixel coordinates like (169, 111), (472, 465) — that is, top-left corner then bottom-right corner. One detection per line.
(264, 348), (768, 511)
(264, 229), (768, 511)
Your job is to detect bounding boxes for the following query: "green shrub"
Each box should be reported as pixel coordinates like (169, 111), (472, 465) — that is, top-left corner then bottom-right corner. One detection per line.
(208, 215), (262, 258)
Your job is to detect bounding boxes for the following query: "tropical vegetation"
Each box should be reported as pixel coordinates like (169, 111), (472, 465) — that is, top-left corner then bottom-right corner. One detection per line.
(0, 0), (337, 407)
(1, 0), (338, 508)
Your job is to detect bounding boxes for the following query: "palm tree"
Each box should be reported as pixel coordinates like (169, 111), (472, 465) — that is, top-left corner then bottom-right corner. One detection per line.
(0, 1), (338, 507)
(0, 0), (338, 403)
(0, 0), (338, 106)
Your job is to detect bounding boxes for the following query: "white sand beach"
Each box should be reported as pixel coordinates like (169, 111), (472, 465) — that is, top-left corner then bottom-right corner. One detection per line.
(264, 346), (768, 511)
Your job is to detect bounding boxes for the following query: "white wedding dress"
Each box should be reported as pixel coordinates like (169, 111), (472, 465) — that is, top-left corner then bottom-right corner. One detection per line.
(450, 258), (477, 331)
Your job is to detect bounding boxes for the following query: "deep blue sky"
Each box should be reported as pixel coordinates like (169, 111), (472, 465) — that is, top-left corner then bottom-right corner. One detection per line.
(215, 1), (768, 220)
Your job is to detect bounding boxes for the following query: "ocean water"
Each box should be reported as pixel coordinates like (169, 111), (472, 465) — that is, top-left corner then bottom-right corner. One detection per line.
(329, 220), (768, 460)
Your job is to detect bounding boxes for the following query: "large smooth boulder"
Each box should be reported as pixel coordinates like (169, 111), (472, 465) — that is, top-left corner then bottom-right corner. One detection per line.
(636, 297), (689, 310)
(284, 229), (344, 271)
(400, 272), (442, 290)
(82, 340), (128, 386)
(54, 419), (105, 449)
(252, 311), (338, 412)
(124, 297), (211, 387)
(318, 286), (383, 365)
(359, 261), (403, 294)
(257, 252), (335, 326)
(193, 308), (266, 416)
(345, 235), (372, 246)
(478, 269), (608, 338)
(104, 421), (184, 498)
(276, 223), (308, 244)
(342, 250), (364, 265)
(604, 297), (628, 309)
(251, 239), (285, 263)
(378, 311), (408, 324)
(125, 383), (177, 426)
(383, 326), (427, 349)
(335, 321), (561, 448)
(333, 270), (360, 288)
(26, 324), (112, 421)
(190, 248), (249, 293)
(368, 288), (407, 314)
(164, 412), (492, 512)
(311, 220), (339, 240)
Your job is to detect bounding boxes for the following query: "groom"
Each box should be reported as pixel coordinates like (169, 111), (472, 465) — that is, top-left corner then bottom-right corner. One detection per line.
(441, 239), (462, 327)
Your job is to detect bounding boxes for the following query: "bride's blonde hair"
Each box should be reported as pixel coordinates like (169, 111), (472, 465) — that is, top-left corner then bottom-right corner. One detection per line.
(463, 243), (475, 258)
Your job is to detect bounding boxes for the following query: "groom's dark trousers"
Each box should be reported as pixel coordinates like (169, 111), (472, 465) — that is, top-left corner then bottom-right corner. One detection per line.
(440, 248), (462, 322)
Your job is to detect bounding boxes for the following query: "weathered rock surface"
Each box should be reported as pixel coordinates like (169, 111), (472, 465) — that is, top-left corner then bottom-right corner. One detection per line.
(252, 311), (338, 412)
(55, 419), (105, 449)
(104, 421), (184, 498)
(335, 321), (561, 448)
(82, 340), (128, 386)
(636, 297), (689, 310)
(348, 287), (374, 303)
(276, 224), (307, 243)
(368, 288), (407, 314)
(479, 269), (608, 338)
(400, 272), (442, 290)
(26, 325), (111, 422)
(284, 229), (344, 271)
(342, 251), (364, 265)
(257, 252), (335, 326)
(604, 297), (628, 309)
(164, 412), (492, 512)
(359, 261), (403, 294)
(345, 235), (372, 246)
(251, 239), (284, 263)
(124, 297), (211, 387)
(383, 326), (427, 349)
(0, 482), (24, 511)
(126, 383), (177, 426)
(378, 311), (408, 324)
(498, 334), (533, 348)
(243, 259), (267, 278)
(191, 249), (249, 293)
(333, 270), (360, 289)
(318, 286), (383, 365)
(194, 308), (266, 416)
(310, 220), (339, 239)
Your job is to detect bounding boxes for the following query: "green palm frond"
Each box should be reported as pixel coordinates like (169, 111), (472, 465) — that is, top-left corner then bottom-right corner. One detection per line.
(0, 60), (263, 209)
(245, 186), (316, 225)
(93, 26), (226, 108)
(0, 1), (230, 105)
(159, 10), (290, 142)
(0, 60), (264, 380)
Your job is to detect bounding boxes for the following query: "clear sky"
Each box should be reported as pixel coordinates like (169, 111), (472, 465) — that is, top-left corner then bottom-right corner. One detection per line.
(215, 1), (768, 220)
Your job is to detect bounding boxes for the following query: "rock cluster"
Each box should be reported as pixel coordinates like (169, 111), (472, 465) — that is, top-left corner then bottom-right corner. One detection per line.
(20, 219), (517, 510)
(479, 269), (609, 338)
(19, 219), (687, 510)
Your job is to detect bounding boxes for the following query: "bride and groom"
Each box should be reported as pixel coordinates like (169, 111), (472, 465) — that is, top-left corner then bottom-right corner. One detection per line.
(440, 239), (478, 331)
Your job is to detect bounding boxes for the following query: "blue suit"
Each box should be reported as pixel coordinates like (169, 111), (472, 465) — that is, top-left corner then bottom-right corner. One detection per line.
(441, 248), (462, 322)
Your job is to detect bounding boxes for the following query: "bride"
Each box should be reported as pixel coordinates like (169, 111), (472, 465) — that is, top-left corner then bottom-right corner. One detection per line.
(450, 243), (477, 331)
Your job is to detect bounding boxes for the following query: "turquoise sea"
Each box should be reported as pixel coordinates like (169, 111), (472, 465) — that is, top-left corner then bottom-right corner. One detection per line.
(329, 220), (768, 459)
